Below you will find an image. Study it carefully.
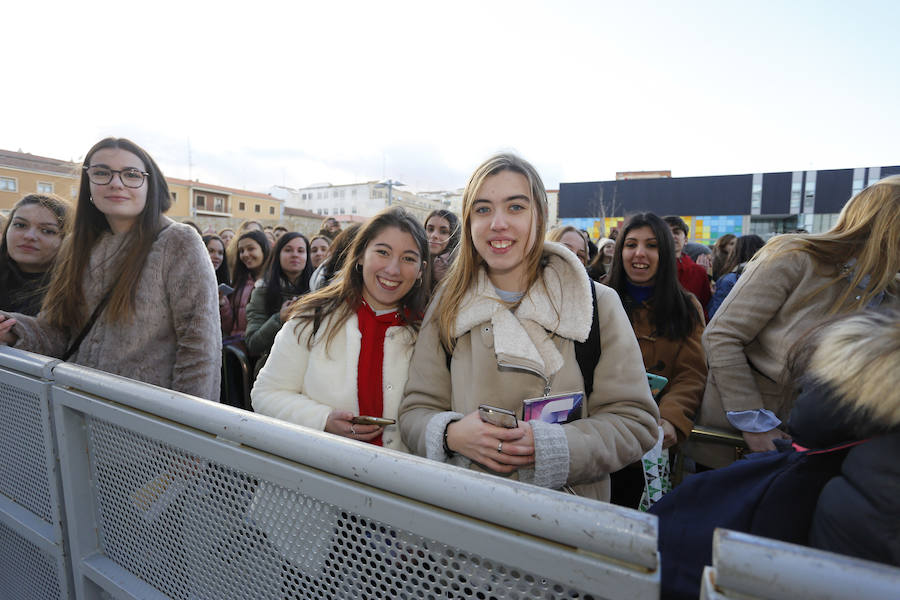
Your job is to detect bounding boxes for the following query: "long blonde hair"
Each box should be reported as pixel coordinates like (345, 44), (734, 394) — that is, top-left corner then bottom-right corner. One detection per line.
(756, 174), (900, 312)
(436, 153), (548, 351)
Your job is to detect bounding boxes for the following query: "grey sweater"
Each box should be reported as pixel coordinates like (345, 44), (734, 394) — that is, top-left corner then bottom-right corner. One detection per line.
(10, 219), (222, 401)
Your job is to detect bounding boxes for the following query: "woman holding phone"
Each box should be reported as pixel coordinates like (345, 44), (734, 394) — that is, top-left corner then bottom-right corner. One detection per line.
(251, 207), (429, 450)
(399, 154), (658, 501)
(0, 137), (220, 400)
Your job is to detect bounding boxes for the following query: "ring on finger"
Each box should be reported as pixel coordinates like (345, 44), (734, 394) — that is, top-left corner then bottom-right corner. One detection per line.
(497, 441), (503, 454)
(350, 424), (357, 435)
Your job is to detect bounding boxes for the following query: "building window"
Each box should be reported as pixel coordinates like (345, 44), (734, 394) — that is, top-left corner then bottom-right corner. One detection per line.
(171, 192), (178, 201)
(340, 207), (345, 215)
(851, 167), (865, 198)
(323, 208), (329, 215)
(352, 206), (357, 214)
(239, 201), (246, 211)
(867, 166), (881, 186)
(254, 204), (260, 213)
(269, 206), (275, 215)
(37, 181), (54, 194)
(750, 173), (763, 216)
(195, 194), (206, 209)
(213, 197), (225, 212)
(803, 170), (816, 214)
(789, 172), (802, 215)
(0, 177), (17, 192)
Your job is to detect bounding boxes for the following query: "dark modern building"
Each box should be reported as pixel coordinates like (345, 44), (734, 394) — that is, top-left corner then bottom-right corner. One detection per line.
(558, 165), (900, 243)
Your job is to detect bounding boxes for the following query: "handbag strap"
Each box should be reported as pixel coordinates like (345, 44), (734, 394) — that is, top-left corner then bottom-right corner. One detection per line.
(61, 222), (172, 362)
(62, 289), (113, 361)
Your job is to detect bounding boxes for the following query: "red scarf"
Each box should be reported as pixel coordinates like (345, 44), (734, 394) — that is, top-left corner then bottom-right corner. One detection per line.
(355, 301), (401, 446)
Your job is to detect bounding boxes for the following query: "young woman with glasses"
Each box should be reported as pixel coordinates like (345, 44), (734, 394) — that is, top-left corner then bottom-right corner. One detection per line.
(0, 137), (221, 401)
(399, 154), (658, 501)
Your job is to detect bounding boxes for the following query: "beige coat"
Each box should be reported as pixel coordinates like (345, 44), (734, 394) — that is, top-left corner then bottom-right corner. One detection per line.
(687, 244), (900, 467)
(7, 219), (221, 401)
(399, 243), (659, 501)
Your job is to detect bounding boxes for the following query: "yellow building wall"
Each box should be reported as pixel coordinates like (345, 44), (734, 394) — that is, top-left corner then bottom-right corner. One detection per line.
(0, 166), (80, 212)
(165, 181), (193, 217)
(230, 193), (282, 221)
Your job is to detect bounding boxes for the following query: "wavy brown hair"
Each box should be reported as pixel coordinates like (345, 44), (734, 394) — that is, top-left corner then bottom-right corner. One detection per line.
(756, 174), (900, 313)
(290, 207), (430, 353)
(41, 138), (172, 331)
(435, 153), (548, 352)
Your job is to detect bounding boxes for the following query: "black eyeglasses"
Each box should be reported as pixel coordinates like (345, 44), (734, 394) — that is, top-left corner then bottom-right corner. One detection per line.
(83, 166), (149, 188)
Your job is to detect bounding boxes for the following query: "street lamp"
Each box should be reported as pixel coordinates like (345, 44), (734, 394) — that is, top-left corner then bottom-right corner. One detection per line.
(375, 179), (405, 207)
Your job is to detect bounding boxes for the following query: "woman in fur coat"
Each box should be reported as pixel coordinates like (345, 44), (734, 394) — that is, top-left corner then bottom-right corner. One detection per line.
(0, 137), (220, 401)
(399, 153), (659, 502)
(251, 207), (430, 451)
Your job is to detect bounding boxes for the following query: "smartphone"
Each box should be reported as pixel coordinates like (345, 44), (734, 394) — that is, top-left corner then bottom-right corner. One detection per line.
(478, 405), (518, 429)
(351, 416), (396, 426)
(218, 283), (234, 296)
(647, 373), (669, 398)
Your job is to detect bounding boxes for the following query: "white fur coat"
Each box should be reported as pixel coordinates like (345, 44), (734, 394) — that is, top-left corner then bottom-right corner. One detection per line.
(251, 308), (415, 452)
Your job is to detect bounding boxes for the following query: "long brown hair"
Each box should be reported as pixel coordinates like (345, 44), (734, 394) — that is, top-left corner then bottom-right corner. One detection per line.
(41, 138), (172, 331)
(289, 207), (430, 352)
(435, 153), (548, 352)
(756, 175), (900, 312)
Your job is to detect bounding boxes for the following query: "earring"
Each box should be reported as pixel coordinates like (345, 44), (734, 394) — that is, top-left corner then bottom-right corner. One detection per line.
(356, 263), (362, 273)
(414, 276), (423, 288)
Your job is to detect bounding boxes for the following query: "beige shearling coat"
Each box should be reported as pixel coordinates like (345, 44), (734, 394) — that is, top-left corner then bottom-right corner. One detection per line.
(687, 244), (900, 467)
(399, 243), (659, 501)
(7, 219), (221, 401)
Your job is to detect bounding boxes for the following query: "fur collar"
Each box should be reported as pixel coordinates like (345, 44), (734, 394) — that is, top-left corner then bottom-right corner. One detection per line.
(453, 242), (594, 377)
(808, 311), (900, 427)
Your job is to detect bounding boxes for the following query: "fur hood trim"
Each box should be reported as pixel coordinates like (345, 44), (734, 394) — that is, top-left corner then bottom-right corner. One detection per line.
(808, 310), (900, 427)
(452, 242), (594, 378)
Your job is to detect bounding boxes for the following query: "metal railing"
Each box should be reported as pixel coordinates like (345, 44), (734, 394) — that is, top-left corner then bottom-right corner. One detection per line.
(2, 347), (660, 599)
(700, 529), (899, 600)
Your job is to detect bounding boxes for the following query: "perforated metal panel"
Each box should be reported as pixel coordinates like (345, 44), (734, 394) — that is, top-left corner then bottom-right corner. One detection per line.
(0, 381), (53, 521)
(87, 417), (601, 600)
(0, 519), (62, 600)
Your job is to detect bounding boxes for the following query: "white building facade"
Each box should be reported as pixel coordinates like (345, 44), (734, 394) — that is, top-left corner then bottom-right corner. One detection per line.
(270, 182), (446, 223)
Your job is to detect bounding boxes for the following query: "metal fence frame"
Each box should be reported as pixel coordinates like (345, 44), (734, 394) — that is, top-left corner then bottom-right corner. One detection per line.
(0, 349), (71, 599)
(1, 348), (661, 599)
(700, 529), (900, 600)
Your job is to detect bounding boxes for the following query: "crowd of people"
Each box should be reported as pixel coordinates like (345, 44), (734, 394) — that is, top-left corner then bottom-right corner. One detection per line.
(1, 139), (898, 586)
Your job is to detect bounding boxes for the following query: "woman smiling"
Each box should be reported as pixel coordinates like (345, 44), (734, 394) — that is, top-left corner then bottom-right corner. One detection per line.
(0, 194), (70, 315)
(251, 207), (429, 450)
(0, 138), (220, 400)
(399, 154), (658, 501)
(603, 213), (706, 507)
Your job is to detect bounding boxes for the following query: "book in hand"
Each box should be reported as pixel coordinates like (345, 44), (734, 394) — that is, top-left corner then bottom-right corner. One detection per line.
(522, 391), (584, 424)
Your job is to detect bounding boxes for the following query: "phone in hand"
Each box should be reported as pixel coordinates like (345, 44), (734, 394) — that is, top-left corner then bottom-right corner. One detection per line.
(351, 416), (396, 426)
(218, 283), (234, 296)
(478, 405), (518, 429)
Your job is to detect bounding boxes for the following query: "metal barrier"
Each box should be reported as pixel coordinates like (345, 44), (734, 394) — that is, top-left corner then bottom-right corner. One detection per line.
(0, 348), (71, 599)
(1, 347), (661, 599)
(700, 529), (900, 600)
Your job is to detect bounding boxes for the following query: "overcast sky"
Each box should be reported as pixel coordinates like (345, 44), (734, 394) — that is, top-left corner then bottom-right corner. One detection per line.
(4, 1), (898, 194)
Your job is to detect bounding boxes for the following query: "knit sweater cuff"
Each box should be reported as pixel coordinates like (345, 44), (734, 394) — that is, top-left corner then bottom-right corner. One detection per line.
(521, 420), (570, 490)
(425, 411), (470, 468)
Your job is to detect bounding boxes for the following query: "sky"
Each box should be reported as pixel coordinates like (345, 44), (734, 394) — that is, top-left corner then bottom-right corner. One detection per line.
(3, 1), (899, 194)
